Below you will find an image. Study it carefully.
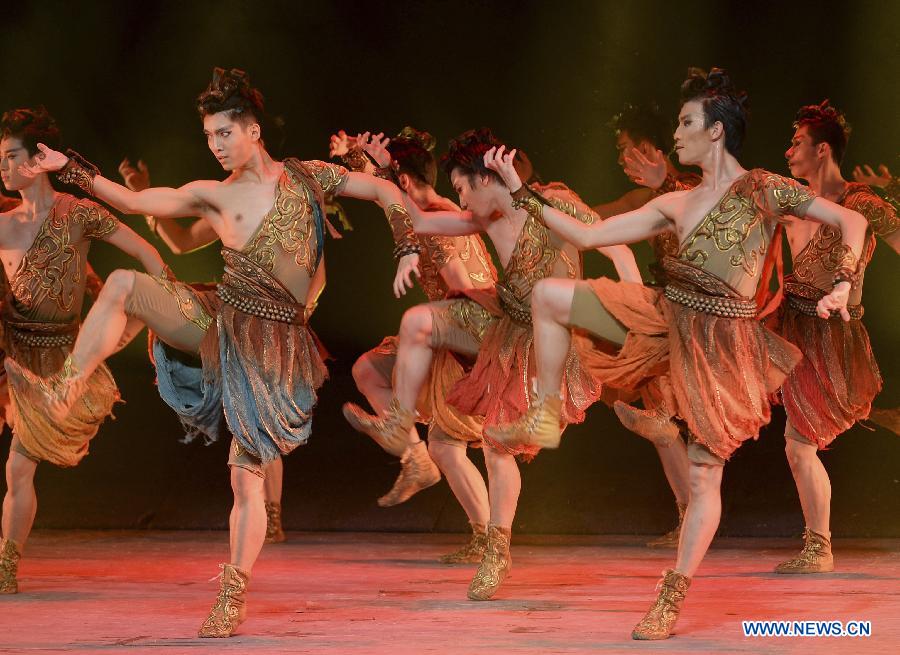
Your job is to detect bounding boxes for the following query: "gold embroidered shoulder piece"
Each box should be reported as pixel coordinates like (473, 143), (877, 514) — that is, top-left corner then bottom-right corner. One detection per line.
(302, 159), (349, 197)
(844, 183), (898, 238)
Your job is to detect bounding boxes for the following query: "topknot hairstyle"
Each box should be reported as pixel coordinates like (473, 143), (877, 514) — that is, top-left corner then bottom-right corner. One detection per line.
(440, 128), (532, 185)
(197, 67), (267, 127)
(680, 67), (750, 157)
(793, 100), (851, 164)
(608, 102), (674, 154)
(388, 127), (438, 187)
(0, 106), (61, 157)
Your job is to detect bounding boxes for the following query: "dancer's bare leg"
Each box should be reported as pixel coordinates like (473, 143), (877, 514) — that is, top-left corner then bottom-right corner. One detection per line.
(394, 306), (437, 412)
(229, 466), (267, 572)
(656, 441), (691, 506)
(67, 270), (136, 376)
(674, 461), (723, 577)
(482, 447), (521, 530)
(428, 440), (489, 526)
(262, 457), (282, 505)
(2, 448), (38, 548)
(784, 424), (831, 538)
(531, 279), (577, 396)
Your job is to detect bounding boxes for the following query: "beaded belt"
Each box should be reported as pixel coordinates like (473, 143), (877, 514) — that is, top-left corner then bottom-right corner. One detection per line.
(11, 328), (76, 348)
(786, 293), (863, 320)
(216, 285), (306, 325)
(496, 284), (532, 326)
(664, 284), (757, 319)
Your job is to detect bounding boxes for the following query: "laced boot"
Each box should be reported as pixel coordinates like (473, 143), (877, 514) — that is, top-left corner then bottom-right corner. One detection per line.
(198, 564), (250, 638)
(440, 522), (488, 564)
(39, 355), (90, 424)
(614, 400), (680, 446)
(377, 441), (441, 507)
(647, 502), (688, 549)
(467, 524), (511, 600)
(264, 502), (286, 544)
(0, 538), (21, 594)
(632, 569), (691, 640)
(774, 528), (834, 574)
(485, 393), (563, 450)
(343, 398), (415, 457)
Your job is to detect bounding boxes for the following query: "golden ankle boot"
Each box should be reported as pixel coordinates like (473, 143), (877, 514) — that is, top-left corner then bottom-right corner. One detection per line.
(440, 523), (488, 564)
(377, 441), (441, 507)
(264, 502), (286, 544)
(775, 528), (834, 574)
(198, 564), (250, 638)
(646, 502), (687, 549)
(467, 524), (511, 600)
(614, 401), (680, 446)
(41, 355), (90, 424)
(485, 394), (563, 450)
(632, 569), (691, 640)
(342, 398), (415, 457)
(0, 538), (21, 594)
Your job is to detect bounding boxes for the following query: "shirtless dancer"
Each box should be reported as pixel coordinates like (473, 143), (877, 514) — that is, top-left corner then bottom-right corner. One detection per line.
(485, 68), (868, 639)
(0, 107), (165, 594)
(19, 68), (415, 637)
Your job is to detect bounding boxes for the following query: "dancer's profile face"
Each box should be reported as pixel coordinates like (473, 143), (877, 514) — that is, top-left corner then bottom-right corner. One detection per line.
(450, 167), (493, 219)
(0, 136), (35, 191)
(784, 126), (818, 181)
(202, 111), (259, 171)
(673, 100), (712, 166)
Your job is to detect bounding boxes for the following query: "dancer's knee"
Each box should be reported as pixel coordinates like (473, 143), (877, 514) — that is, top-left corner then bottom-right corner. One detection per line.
(352, 354), (386, 392)
(688, 462), (722, 496)
(784, 434), (817, 469)
(399, 306), (432, 344)
(230, 464), (264, 502)
(102, 269), (137, 305)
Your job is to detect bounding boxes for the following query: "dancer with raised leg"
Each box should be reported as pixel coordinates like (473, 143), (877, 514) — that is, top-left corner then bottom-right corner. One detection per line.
(18, 68), (415, 637)
(485, 68), (868, 639)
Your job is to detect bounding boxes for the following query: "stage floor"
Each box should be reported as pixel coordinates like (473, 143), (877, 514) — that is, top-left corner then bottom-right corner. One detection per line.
(2, 531), (898, 654)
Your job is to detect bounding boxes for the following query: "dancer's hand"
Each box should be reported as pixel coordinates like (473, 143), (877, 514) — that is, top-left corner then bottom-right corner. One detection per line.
(328, 130), (356, 158)
(362, 132), (391, 167)
(483, 145), (522, 190)
(623, 147), (668, 189)
(816, 281), (851, 321)
(393, 253), (420, 298)
(119, 158), (150, 192)
(17, 143), (68, 177)
(852, 163), (891, 188)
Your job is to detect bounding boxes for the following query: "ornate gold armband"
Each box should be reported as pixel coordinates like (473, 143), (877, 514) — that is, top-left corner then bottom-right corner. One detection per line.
(56, 149), (99, 195)
(386, 203), (421, 258)
(510, 185), (544, 221)
(831, 246), (862, 289)
(885, 177), (899, 204)
(340, 146), (369, 173)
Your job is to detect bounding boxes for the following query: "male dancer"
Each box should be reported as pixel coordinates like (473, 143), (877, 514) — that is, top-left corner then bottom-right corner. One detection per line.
(19, 68), (415, 637)
(333, 127), (497, 562)
(483, 68), (868, 639)
(118, 157), (288, 544)
(344, 128), (641, 600)
(776, 100), (898, 573)
(0, 106), (166, 594)
(592, 102), (703, 547)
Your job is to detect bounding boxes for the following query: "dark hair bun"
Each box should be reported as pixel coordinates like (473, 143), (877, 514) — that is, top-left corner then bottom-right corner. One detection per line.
(681, 67), (749, 111)
(395, 126), (436, 152)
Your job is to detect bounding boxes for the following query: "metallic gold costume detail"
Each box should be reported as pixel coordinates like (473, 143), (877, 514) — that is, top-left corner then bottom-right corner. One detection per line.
(467, 524), (511, 601)
(12, 199), (117, 313)
(496, 283), (532, 326)
(387, 203), (421, 258)
(775, 528), (834, 574)
(484, 393), (563, 450)
(884, 177), (900, 206)
(786, 288), (863, 320)
(0, 538), (21, 594)
(10, 328), (75, 348)
(340, 146), (369, 173)
(376, 441), (441, 507)
(632, 569), (691, 640)
(342, 398), (416, 458)
(56, 150), (98, 195)
(440, 523), (488, 564)
(646, 502), (688, 549)
(511, 194), (543, 220)
(446, 299), (493, 342)
(264, 502), (286, 544)
(198, 564), (249, 638)
(682, 191), (763, 275)
(153, 273), (213, 333)
(767, 173), (816, 212)
(664, 284), (757, 318)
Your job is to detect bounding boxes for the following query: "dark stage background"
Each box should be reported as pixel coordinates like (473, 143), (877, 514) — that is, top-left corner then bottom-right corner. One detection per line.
(1, 0), (898, 537)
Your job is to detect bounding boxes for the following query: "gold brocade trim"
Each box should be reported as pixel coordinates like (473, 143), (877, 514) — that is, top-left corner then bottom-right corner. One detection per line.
(502, 214), (561, 302)
(843, 183), (898, 238)
(497, 283), (532, 326)
(446, 298), (493, 342)
(242, 168), (318, 277)
(153, 274), (213, 332)
(681, 192), (767, 277)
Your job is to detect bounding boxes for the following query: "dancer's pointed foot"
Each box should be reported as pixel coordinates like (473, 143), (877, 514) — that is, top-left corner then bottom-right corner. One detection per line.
(198, 564), (249, 638)
(631, 569), (691, 640)
(485, 394), (562, 450)
(377, 441), (441, 507)
(774, 528), (834, 574)
(467, 525), (511, 600)
(342, 398), (415, 457)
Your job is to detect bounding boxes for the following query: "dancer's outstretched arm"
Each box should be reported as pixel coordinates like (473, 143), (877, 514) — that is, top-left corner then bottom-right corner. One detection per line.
(101, 222), (167, 276)
(20, 143), (214, 219)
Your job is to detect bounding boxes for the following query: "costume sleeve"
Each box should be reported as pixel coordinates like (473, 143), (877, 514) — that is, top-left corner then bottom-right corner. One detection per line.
(759, 171), (817, 218)
(75, 200), (120, 240)
(302, 160), (350, 198)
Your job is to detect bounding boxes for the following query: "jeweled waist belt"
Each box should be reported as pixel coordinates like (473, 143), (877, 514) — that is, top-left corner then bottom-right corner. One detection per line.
(496, 284), (532, 326)
(9, 326), (76, 348)
(664, 284), (756, 319)
(216, 281), (306, 325)
(784, 287), (863, 321)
